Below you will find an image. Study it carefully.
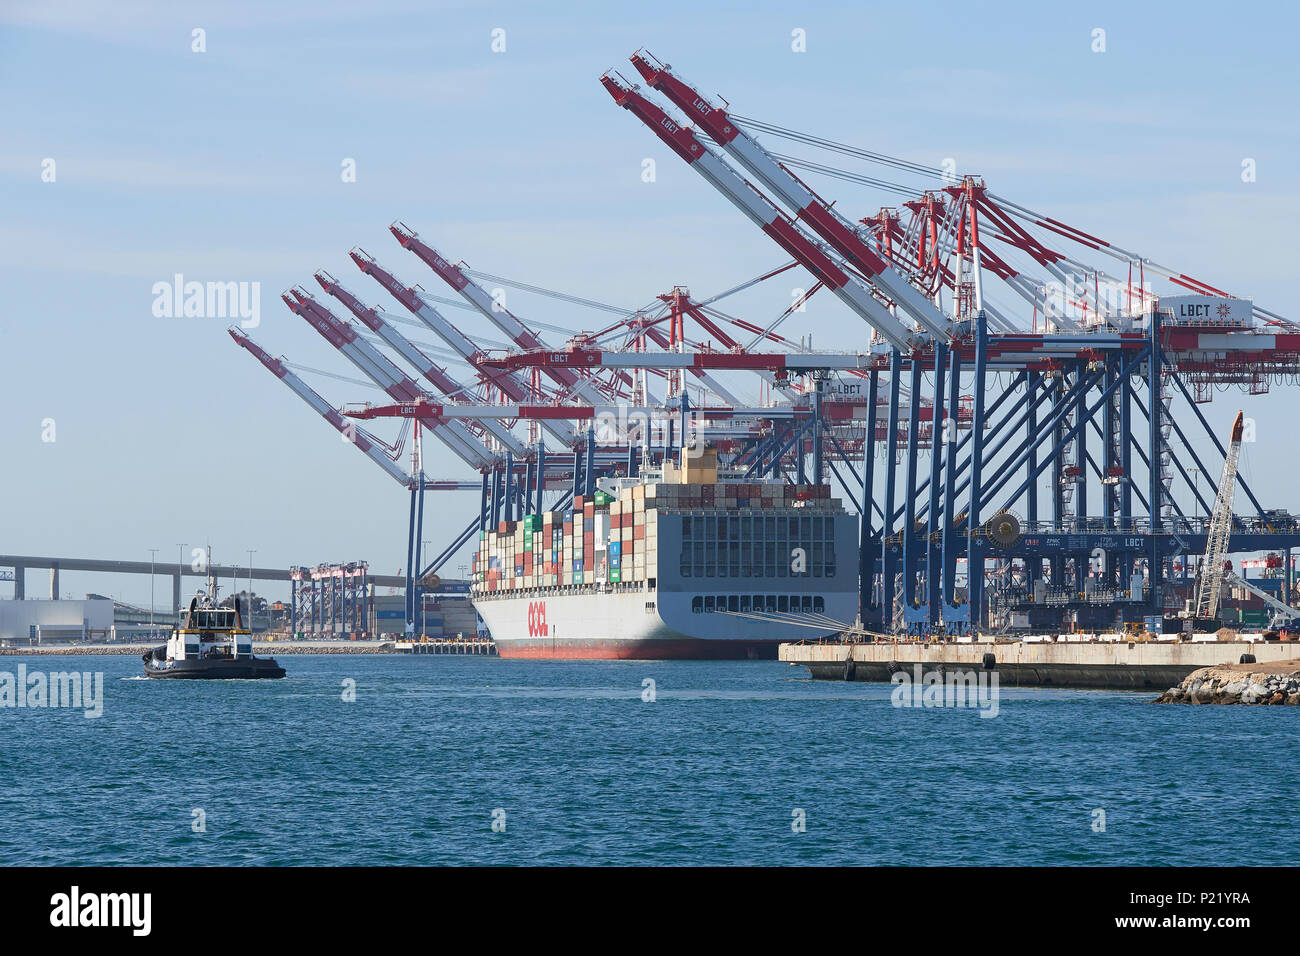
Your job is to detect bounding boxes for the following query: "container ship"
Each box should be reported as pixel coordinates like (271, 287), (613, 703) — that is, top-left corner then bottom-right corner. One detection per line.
(471, 449), (859, 659)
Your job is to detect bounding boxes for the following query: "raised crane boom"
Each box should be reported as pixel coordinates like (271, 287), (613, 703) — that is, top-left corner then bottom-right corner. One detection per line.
(389, 223), (609, 403)
(283, 290), (495, 469)
(1193, 410), (1245, 620)
(599, 72), (915, 351)
(629, 51), (952, 340)
(1222, 569), (1300, 626)
(348, 248), (579, 447)
(314, 271), (528, 456)
(228, 327), (414, 487)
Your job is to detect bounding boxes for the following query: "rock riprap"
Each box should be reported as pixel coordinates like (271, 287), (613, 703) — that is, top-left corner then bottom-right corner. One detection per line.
(1157, 660), (1300, 704)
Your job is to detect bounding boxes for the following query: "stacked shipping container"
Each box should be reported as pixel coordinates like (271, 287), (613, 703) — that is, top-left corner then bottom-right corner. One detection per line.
(472, 480), (843, 596)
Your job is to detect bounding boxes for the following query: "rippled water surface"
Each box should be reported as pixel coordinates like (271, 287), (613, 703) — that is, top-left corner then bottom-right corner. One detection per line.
(1, 655), (1295, 865)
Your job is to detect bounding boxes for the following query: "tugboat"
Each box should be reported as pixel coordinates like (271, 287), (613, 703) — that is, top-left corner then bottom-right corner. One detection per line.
(143, 584), (285, 680)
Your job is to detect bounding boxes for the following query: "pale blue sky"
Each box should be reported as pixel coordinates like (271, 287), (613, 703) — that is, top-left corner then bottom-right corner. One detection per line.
(2, 0), (1297, 606)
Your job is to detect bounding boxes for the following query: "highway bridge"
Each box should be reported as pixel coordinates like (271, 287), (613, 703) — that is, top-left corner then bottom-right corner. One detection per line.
(0, 554), (406, 614)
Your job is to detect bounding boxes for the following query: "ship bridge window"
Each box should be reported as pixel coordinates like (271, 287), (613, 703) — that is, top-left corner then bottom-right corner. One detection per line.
(740, 595), (751, 613)
(692, 596), (703, 613)
(800, 595), (812, 613)
(778, 595), (789, 613)
(728, 595), (739, 613)
(766, 595), (777, 613)
(195, 610), (233, 629)
(704, 595), (715, 612)
(814, 596), (825, 614)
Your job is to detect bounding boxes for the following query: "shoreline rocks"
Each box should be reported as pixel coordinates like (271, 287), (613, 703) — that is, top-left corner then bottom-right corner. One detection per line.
(1157, 661), (1300, 704)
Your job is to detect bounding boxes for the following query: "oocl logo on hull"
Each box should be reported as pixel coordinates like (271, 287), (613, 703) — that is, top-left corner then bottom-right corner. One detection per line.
(527, 600), (548, 638)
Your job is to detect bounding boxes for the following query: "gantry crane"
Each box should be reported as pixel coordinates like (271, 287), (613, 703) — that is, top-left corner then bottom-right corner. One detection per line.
(230, 51), (1300, 631)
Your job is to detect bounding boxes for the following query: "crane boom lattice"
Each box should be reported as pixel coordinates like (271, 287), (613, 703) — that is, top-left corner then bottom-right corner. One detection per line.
(1193, 411), (1245, 619)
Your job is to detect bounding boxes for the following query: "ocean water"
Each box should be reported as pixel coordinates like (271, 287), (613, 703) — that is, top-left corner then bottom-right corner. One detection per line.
(1, 654), (1295, 866)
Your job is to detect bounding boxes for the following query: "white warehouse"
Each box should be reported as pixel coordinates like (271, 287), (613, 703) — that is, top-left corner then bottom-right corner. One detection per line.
(0, 599), (114, 644)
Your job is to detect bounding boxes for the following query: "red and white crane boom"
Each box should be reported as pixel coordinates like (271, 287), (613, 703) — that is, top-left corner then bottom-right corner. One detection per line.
(348, 248), (579, 446)
(639, 323), (744, 405)
(285, 292), (419, 402)
(983, 191), (1292, 327)
(599, 72), (914, 351)
(390, 223), (610, 403)
(314, 271), (528, 456)
(283, 290), (495, 469)
(629, 52), (952, 341)
(228, 327), (414, 487)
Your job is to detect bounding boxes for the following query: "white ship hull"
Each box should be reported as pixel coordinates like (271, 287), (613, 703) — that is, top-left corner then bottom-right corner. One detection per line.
(474, 587), (855, 659)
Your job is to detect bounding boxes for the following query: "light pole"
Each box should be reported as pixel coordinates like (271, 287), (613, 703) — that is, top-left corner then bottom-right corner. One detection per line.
(175, 543), (186, 621)
(148, 548), (159, 634)
(247, 549), (257, 632)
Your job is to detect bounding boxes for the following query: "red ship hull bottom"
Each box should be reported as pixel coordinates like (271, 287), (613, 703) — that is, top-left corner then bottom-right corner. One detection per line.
(493, 638), (781, 661)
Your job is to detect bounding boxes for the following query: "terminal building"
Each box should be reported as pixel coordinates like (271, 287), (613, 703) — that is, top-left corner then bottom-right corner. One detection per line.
(0, 598), (114, 645)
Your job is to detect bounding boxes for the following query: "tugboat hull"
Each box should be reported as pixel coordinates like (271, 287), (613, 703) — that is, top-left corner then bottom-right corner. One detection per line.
(142, 647), (285, 680)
